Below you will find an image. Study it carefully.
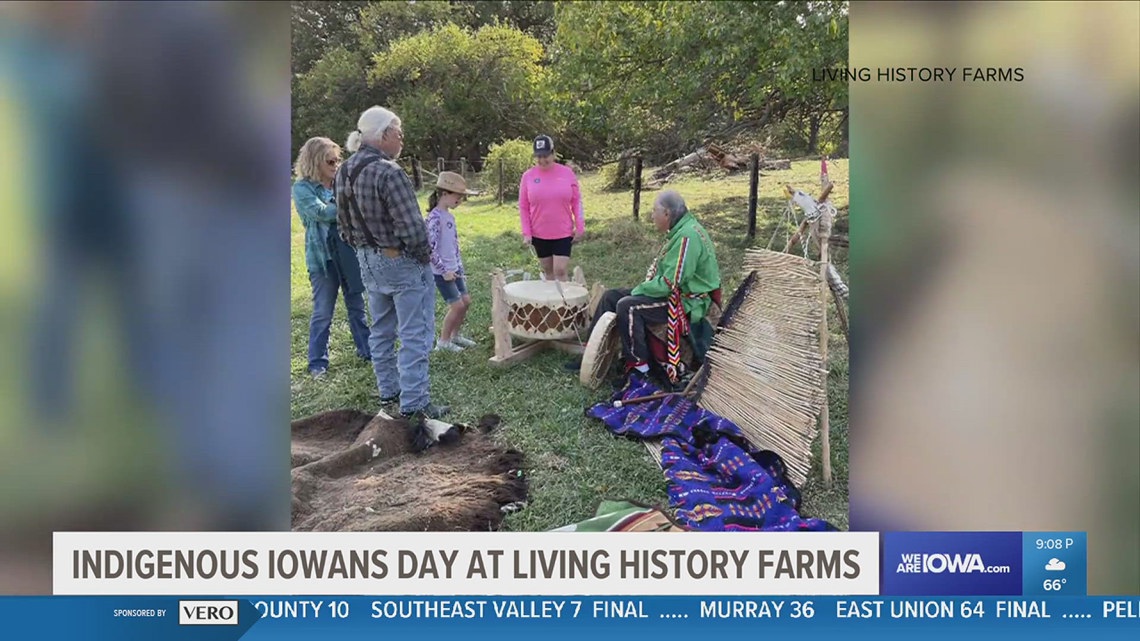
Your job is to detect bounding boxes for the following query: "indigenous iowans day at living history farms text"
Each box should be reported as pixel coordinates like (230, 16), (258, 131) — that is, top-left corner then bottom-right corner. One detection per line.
(53, 532), (881, 596)
(67, 547), (862, 582)
(813, 67), (1026, 82)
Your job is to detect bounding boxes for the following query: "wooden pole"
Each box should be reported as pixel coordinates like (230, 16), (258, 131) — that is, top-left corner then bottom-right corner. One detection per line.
(632, 155), (643, 220)
(825, 262), (849, 341)
(490, 270), (512, 361)
(498, 158), (505, 206)
(747, 152), (759, 241)
(817, 208), (833, 487)
(831, 286), (849, 340)
(784, 220), (810, 254)
(437, 157), (444, 174)
(783, 183), (834, 254)
(460, 157), (467, 179)
(411, 158), (422, 190)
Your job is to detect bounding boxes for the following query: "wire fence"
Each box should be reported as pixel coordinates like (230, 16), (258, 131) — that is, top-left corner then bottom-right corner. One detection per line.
(395, 154), (842, 251)
(395, 157), (494, 195)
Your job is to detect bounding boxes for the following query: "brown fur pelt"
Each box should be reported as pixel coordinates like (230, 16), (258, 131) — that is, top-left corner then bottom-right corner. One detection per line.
(291, 411), (528, 532)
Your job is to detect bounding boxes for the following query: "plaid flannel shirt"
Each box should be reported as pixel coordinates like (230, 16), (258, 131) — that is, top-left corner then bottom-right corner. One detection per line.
(335, 144), (431, 264)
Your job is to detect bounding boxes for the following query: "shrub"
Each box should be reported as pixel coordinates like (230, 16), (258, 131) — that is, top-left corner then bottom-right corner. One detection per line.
(484, 138), (535, 199)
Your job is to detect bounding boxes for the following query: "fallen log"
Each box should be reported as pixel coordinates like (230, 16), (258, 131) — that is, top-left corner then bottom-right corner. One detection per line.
(653, 149), (705, 180)
(718, 155), (748, 171)
(705, 143), (728, 160)
(704, 144), (748, 171)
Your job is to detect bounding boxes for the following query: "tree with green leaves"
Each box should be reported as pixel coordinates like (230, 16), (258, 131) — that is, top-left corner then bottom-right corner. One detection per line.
(450, 1), (556, 45)
(292, 2), (560, 161)
(549, 0), (848, 161)
(370, 23), (554, 166)
(291, 1), (848, 163)
(291, 1), (370, 76)
(292, 1), (455, 156)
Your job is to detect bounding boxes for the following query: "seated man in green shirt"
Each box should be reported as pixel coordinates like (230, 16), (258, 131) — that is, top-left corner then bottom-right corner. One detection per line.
(569, 190), (722, 382)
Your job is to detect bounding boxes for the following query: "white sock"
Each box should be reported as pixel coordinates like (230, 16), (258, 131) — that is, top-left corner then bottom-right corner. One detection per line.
(634, 364), (649, 373)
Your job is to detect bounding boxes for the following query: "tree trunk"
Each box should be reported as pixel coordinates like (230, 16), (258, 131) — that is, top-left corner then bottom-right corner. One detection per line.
(836, 108), (849, 157)
(807, 114), (821, 155)
(610, 150), (636, 189)
(468, 143), (482, 172)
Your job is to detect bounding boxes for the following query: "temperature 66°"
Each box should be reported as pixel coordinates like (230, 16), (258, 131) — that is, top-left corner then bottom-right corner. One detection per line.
(1044, 579), (1068, 591)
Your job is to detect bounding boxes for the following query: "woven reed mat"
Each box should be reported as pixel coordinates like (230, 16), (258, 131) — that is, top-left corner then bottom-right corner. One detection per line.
(642, 248), (826, 487)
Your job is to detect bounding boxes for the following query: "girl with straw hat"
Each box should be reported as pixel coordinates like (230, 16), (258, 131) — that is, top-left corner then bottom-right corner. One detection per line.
(426, 171), (479, 352)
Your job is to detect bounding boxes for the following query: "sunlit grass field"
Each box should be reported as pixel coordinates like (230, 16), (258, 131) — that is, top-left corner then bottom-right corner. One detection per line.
(291, 159), (850, 531)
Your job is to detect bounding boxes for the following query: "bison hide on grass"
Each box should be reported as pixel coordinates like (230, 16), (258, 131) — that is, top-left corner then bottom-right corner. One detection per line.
(291, 410), (528, 531)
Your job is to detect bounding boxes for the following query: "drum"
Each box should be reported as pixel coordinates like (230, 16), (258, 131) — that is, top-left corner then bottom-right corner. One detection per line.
(502, 280), (589, 341)
(579, 311), (619, 389)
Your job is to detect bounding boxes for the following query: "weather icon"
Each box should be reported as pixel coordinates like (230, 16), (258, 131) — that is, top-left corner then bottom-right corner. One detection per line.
(1046, 559), (1066, 572)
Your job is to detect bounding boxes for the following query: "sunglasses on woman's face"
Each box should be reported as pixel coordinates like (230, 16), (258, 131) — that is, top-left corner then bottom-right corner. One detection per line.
(326, 158), (340, 167)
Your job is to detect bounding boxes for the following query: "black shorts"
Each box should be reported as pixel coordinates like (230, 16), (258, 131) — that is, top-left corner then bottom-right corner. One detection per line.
(531, 236), (573, 258)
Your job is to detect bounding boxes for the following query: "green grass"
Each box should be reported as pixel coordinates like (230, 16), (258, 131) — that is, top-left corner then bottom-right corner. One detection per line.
(291, 159), (849, 531)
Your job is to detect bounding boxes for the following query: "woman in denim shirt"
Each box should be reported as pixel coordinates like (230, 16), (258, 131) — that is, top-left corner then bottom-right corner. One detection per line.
(292, 137), (371, 376)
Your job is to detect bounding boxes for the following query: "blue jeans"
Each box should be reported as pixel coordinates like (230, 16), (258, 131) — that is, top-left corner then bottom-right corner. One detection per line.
(307, 261), (371, 371)
(356, 249), (436, 413)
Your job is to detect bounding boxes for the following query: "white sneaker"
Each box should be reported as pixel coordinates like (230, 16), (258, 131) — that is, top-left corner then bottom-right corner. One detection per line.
(435, 340), (464, 352)
(452, 335), (477, 348)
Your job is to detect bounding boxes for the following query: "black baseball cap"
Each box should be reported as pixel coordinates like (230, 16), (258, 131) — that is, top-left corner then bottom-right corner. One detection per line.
(533, 135), (554, 157)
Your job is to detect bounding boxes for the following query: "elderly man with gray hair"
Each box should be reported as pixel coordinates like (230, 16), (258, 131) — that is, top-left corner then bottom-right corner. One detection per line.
(336, 106), (448, 420)
(569, 190), (721, 382)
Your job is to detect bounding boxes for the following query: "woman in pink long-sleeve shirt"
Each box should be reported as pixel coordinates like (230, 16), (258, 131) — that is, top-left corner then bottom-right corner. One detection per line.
(518, 134), (584, 282)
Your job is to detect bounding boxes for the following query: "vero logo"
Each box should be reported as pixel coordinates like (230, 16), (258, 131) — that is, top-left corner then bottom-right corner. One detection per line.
(179, 600), (240, 625)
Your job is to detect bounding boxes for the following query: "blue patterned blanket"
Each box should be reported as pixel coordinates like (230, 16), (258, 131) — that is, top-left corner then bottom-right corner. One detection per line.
(586, 374), (835, 532)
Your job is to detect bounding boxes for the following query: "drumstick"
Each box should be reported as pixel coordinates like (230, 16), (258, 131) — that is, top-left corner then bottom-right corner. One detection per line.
(612, 391), (685, 409)
(529, 243), (569, 305)
(553, 279), (569, 306)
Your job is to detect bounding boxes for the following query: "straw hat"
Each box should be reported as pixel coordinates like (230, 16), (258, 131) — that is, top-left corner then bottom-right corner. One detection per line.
(436, 171), (478, 195)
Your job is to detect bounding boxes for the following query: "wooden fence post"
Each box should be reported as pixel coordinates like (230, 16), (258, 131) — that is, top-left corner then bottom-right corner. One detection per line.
(437, 158), (444, 174)
(747, 152), (759, 240)
(818, 209), (833, 488)
(632, 155), (643, 220)
(460, 157), (467, 179)
(411, 158), (423, 190)
(498, 158), (505, 206)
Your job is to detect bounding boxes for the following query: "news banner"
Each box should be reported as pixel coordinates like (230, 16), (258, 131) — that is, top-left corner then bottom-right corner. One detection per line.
(0, 531), (1134, 639)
